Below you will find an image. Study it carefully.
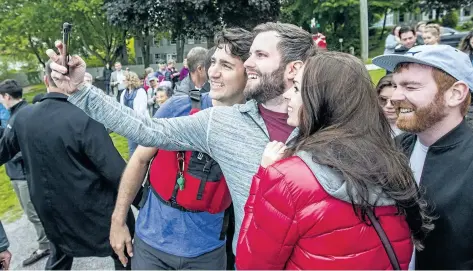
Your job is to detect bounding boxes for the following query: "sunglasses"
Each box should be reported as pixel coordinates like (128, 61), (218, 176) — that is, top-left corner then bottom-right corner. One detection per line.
(378, 96), (394, 107)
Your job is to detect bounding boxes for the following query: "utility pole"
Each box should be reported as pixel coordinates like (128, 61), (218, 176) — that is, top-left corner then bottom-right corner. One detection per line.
(360, 0), (369, 62)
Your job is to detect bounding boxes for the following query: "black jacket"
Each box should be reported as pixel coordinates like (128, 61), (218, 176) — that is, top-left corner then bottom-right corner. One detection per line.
(3, 101), (28, 180)
(396, 120), (473, 269)
(103, 68), (112, 84)
(0, 92), (133, 257)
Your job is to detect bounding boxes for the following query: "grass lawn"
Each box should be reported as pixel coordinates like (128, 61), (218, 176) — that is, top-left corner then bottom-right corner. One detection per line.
(369, 69), (386, 85)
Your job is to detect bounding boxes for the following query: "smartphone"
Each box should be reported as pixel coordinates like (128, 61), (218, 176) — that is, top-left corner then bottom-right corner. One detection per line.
(62, 22), (73, 75)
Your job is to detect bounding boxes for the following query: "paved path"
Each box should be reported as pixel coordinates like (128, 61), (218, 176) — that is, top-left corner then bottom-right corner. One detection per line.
(4, 215), (114, 270)
(366, 64), (382, 71)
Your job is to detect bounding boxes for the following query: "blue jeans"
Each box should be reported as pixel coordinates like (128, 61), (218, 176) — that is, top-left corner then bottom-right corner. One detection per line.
(128, 139), (138, 158)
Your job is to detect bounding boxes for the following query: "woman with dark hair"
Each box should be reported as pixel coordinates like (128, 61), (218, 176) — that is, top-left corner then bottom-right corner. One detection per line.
(377, 74), (403, 137)
(236, 52), (433, 270)
(384, 25), (401, 54)
(459, 30), (473, 64)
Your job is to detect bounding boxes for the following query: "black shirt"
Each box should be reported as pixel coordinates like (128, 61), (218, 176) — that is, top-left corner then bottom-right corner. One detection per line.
(0, 92), (131, 257)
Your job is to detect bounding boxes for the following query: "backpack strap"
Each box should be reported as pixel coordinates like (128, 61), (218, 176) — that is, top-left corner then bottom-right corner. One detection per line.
(219, 208), (231, 240)
(366, 208), (401, 270)
(189, 89), (201, 110)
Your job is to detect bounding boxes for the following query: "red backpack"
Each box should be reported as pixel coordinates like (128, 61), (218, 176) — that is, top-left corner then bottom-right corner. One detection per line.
(148, 90), (232, 215)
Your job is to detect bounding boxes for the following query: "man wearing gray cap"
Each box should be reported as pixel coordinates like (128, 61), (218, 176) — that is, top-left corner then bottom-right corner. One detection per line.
(373, 45), (473, 270)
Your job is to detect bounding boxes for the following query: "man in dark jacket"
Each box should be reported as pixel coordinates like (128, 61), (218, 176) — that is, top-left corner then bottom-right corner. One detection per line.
(103, 63), (112, 96)
(0, 69), (135, 270)
(373, 45), (473, 269)
(0, 81), (50, 267)
(174, 47), (210, 96)
(394, 26), (418, 55)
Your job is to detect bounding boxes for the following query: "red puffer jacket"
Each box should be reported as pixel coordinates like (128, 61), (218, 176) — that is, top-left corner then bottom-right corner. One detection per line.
(236, 155), (413, 270)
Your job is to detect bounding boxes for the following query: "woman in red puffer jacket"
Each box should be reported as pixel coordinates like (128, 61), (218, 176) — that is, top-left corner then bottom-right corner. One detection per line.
(236, 52), (433, 270)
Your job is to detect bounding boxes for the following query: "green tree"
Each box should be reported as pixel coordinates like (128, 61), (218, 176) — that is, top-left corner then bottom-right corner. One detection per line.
(105, 0), (281, 64)
(0, 0), (126, 68)
(442, 9), (459, 28)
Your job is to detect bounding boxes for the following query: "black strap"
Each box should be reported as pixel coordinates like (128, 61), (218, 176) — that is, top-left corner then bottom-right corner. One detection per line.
(366, 208), (401, 270)
(219, 208), (231, 240)
(150, 184), (202, 213)
(189, 89), (201, 110)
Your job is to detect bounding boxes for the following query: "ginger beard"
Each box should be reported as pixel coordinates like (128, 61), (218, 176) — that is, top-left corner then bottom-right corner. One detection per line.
(394, 90), (447, 133)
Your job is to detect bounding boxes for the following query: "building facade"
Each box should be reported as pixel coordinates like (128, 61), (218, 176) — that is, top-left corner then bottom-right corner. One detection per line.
(373, 6), (473, 27)
(134, 36), (208, 65)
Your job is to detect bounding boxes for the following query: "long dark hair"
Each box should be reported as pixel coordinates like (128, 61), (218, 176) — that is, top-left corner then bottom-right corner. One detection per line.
(287, 52), (433, 249)
(459, 30), (473, 54)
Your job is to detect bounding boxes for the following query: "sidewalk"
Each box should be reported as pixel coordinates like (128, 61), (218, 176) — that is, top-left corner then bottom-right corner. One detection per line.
(366, 64), (382, 71)
(4, 215), (113, 270)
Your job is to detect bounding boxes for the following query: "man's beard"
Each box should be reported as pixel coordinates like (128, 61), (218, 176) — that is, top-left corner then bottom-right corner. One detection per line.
(395, 92), (447, 133)
(244, 64), (286, 103)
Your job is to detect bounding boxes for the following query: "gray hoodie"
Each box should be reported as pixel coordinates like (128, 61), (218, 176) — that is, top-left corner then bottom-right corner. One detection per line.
(68, 84), (298, 254)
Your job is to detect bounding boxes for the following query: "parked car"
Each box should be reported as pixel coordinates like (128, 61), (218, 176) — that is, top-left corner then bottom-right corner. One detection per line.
(440, 27), (468, 48)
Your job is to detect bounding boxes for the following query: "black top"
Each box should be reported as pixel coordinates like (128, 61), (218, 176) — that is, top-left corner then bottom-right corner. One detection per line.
(0, 92), (131, 257)
(396, 121), (473, 269)
(3, 100), (28, 180)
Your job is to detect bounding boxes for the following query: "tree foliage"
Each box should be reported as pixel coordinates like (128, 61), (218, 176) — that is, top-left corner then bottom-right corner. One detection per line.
(280, 0), (414, 54)
(105, 0), (281, 65)
(0, 0), (126, 68)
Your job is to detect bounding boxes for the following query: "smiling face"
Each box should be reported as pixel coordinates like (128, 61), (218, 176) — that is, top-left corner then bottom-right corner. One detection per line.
(243, 31), (287, 103)
(283, 65), (304, 127)
(155, 90), (168, 105)
(422, 32), (439, 45)
(392, 64), (447, 133)
(207, 44), (247, 105)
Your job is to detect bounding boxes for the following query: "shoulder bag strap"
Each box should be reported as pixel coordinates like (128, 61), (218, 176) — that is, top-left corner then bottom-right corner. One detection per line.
(366, 208), (401, 270)
(189, 89), (201, 110)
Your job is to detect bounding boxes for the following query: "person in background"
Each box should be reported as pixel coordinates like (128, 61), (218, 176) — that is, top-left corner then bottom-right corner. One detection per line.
(459, 30), (473, 64)
(394, 26), (418, 55)
(179, 58), (189, 81)
(0, 221), (11, 270)
(146, 76), (159, 116)
(155, 82), (173, 107)
(312, 32), (327, 50)
(0, 103), (9, 128)
(415, 21), (426, 45)
(155, 62), (167, 83)
(120, 71), (147, 157)
(422, 24), (440, 45)
(142, 67), (154, 92)
(165, 59), (180, 87)
(376, 74), (403, 137)
(236, 52), (432, 270)
(110, 62), (126, 101)
(102, 63), (112, 96)
(384, 25), (401, 54)
(84, 72), (93, 85)
(174, 47), (210, 96)
(0, 81), (51, 267)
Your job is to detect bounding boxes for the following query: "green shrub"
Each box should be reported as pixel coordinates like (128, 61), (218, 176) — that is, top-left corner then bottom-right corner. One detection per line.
(461, 21), (473, 31)
(442, 10), (459, 28)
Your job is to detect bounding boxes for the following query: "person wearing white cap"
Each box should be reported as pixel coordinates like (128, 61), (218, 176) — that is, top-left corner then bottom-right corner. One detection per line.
(373, 45), (473, 270)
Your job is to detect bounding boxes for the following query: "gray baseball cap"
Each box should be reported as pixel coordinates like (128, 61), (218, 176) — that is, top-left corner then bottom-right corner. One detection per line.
(373, 45), (473, 90)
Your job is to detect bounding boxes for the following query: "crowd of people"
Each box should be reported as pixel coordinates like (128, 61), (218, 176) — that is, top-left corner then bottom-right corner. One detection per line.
(0, 20), (472, 271)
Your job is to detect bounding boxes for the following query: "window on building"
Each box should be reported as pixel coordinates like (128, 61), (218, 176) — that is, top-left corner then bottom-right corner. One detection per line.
(188, 36), (195, 44)
(155, 54), (160, 60)
(399, 13), (405, 22)
(465, 7), (471, 17)
(194, 36), (201, 44)
(170, 38), (177, 45)
(137, 57), (143, 65)
(428, 11), (433, 19)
